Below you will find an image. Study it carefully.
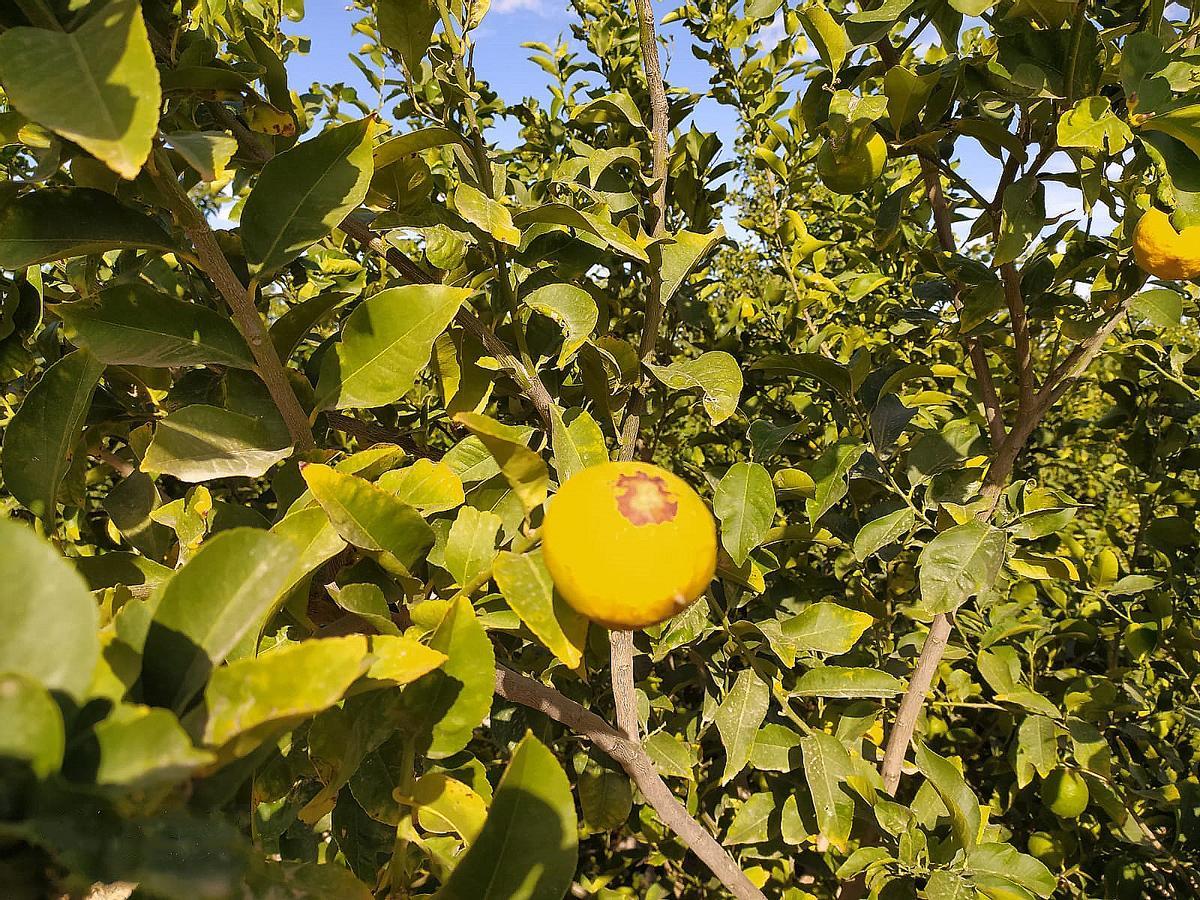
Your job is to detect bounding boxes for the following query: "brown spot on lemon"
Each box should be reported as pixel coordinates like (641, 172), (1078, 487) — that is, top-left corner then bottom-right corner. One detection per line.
(542, 461), (717, 630)
(614, 472), (678, 526)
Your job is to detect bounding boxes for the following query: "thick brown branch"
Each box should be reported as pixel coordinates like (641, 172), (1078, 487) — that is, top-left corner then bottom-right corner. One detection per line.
(148, 150), (315, 450)
(494, 666), (766, 900)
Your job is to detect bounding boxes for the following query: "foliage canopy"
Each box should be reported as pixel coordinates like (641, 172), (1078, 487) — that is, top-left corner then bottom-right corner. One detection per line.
(0, 0), (1198, 897)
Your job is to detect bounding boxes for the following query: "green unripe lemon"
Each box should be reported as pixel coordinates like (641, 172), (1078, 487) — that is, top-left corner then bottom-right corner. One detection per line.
(1027, 831), (1066, 869)
(1042, 770), (1089, 819)
(817, 130), (888, 195)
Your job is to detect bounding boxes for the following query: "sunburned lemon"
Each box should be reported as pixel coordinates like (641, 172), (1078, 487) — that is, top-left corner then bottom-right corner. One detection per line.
(541, 461), (717, 629)
(1132, 208), (1200, 281)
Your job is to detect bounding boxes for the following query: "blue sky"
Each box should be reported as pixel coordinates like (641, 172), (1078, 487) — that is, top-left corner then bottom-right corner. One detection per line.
(282, 2), (1110, 238)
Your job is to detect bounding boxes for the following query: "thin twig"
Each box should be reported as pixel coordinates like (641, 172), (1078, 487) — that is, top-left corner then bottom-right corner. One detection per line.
(324, 412), (442, 459)
(147, 149), (315, 450)
(494, 666), (766, 900)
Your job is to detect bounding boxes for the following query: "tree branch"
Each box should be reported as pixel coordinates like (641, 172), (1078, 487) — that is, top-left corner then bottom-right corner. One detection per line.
(323, 412), (442, 460)
(494, 666), (766, 900)
(147, 149), (315, 450)
(1000, 262), (1036, 414)
(879, 294), (1135, 793)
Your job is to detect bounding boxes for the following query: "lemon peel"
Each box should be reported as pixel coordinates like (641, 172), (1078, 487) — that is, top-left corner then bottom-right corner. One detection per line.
(541, 461), (717, 629)
(1133, 208), (1200, 281)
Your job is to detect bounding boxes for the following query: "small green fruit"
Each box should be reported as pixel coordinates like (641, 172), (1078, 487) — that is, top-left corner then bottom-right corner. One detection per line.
(817, 130), (888, 195)
(1042, 770), (1089, 819)
(1027, 831), (1066, 869)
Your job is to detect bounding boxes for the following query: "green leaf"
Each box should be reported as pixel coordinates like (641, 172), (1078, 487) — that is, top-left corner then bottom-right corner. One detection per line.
(454, 412), (549, 514)
(783, 602), (874, 655)
(1057, 97), (1133, 154)
(750, 723), (803, 772)
(1, 348), (103, 520)
(805, 438), (867, 526)
(0, 673), (64, 778)
(571, 92), (646, 129)
(363, 634), (446, 687)
(315, 284), (471, 411)
(644, 731), (695, 780)
(550, 406), (608, 483)
(330, 583), (402, 636)
(713, 462), (776, 567)
(914, 742), (981, 848)
(714, 669), (770, 784)
(1130, 288), (1183, 328)
(853, 507), (915, 561)
(579, 770), (633, 832)
(797, 0), (850, 76)
(522, 284), (598, 366)
(648, 351), (743, 425)
(92, 704), (213, 787)
(247, 861), (375, 900)
(404, 596), (494, 759)
(1015, 715), (1059, 787)
(1138, 104), (1200, 161)
(793, 666), (904, 698)
(142, 405), (293, 482)
(493, 549), (588, 670)
(884, 65), (938, 131)
(443, 506), (502, 587)
(59, 284), (254, 369)
(200, 636), (371, 758)
(924, 871), (975, 900)
(0, 0), (160, 178)
(378, 0), (439, 73)
(269, 290), (352, 361)
(271, 506), (348, 598)
(377, 459), (465, 514)
(918, 520), (1008, 616)
(949, 0), (996, 13)
(241, 118), (374, 275)
(434, 733), (577, 900)
(142, 528), (299, 710)
(802, 731), (854, 852)
(0, 187), (174, 269)
(301, 464), (434, 574)
(373, 127), (469, 169)
(453, 183), (520, 246)
(513, 203), (649, 263)
(965, 843), (1056, 898)
(165, 130), (239, 182)
(726, 792), (776, 844)
(658, 227), (725, 304)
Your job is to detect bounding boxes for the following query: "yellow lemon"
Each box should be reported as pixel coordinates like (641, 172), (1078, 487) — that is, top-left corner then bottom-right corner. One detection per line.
(541, 461), (717, 629)
(1132, 209), (1200, 281)
(817, 129), (888, 195)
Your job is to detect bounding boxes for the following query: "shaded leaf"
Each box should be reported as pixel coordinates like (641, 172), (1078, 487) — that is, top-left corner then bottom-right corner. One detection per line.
(713, 462), (775, 567)
(242, 118), (374, 275)
(143, 405), (293, 482)
(142, 529), (299, 710)
(0, 0), (160, 178)
(434, 733), (577, 900)
(1, 348), (103, 519)
(918, 521), (1008, 616)
(59, 284), (253, 369)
